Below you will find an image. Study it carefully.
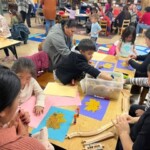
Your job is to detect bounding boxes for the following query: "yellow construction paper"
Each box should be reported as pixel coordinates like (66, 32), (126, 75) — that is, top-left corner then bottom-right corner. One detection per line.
(122, 61), (128, 67)
(46, 113), (66, 129)
(85, 99), (101, 112)
(92, 52), (106, 61)
(44, 82), (77, 97)
(103, 63), (113, 69)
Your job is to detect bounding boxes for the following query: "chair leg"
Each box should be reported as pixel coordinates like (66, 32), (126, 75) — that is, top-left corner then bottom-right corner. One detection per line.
(139, 87), (149, 105)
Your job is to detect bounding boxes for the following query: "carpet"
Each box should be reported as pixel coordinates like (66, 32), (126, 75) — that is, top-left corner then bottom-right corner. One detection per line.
(75, 40), (148, 56)
(75, 27), (115, 39)
(28, 33), (46, 42)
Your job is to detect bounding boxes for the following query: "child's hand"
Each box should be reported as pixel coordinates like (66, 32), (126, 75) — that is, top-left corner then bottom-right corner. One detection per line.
(125, 58), (131, 65)
(129, 54), (137, 59)
(34, 106), (44, 116)
(17, 118), (29, 136)
(19, 109), (30, 125)
(99, 72), (113, 81)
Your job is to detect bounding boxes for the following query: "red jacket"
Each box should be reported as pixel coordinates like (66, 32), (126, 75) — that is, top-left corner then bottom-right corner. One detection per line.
(140, 12), (150, 25)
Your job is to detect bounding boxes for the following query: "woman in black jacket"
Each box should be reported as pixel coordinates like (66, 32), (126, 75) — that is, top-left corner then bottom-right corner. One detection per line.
(113, 6), (131, 33)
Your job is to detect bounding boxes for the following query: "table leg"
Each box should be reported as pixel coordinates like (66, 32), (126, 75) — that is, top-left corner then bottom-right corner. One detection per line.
(13, 45), (18, 59)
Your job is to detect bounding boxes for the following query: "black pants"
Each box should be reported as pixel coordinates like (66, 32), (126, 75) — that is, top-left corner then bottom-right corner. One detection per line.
(20, 11), (27, 23)
(129, 104), (145, 117)
(131, 71), (147, 94)
(4, 46), (17, 58)
(26, 4), (33, 27)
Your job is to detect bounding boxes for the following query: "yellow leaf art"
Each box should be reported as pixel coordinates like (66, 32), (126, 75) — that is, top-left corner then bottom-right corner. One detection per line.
(85, 99), (101, 112)
(122, 61), (128, 67)
(103, 63), (113, 69)
(46, 113), (66, 129)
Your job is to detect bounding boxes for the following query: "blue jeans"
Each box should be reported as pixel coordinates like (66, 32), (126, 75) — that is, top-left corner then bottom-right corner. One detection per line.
(136, 23), (150, 34)
(45, 20), (55, 35)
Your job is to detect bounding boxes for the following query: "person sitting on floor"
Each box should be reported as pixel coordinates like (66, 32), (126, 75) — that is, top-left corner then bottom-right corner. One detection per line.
(0, 65), (47, 150)
(113, 5), (131, 34)
(114, 109), (150, 150)
(125, 28), (150, 101)
(124, 64), (150, 117)
(56, 39), (113, 85)
(108, 26), (137, 56)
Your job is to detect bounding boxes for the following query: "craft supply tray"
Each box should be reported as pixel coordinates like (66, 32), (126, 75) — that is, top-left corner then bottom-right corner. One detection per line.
(80, 72), (123, 100)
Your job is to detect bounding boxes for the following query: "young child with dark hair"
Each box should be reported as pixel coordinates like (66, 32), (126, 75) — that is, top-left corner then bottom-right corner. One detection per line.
(115, 25), (137, 57)
(56, 39), (112, 85)
(11, 57), (45, 116)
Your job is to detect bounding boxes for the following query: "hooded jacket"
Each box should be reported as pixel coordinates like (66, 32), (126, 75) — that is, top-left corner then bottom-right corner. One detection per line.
(43, 24), (72, 69)
(56, 49), (100, 85)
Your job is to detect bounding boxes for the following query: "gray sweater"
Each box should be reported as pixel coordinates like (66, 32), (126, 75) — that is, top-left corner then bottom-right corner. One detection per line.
(126, 78), (150, 110)
(43, 24), (72, 69)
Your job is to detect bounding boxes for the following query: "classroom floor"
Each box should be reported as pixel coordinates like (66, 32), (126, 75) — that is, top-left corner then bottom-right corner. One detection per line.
(0, 13), (147, 67)
(1, 14), (147, 87)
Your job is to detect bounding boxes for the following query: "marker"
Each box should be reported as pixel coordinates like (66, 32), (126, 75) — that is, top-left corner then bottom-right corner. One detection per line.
(76, 107), (80, 117)
(73, 114), (77, 124)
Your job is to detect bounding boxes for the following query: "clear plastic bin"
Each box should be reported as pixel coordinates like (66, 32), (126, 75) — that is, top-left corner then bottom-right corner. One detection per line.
(80, 72), (123, 100)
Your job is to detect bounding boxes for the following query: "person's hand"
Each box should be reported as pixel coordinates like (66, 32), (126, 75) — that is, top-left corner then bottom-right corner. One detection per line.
(89, 61), (95, 67)
(129, 54), (137, 59)
(33, 106), (44, 116)
(99, 72), (113, 81)
(120, 114), (136, 124)
(125, 57), (131, 66)
(115, 53), (119, 59)
(113, 115), (130, 136)
(17, 118), (29, 136)
(19, 109), (30, 125)
(135, 109), (145, 117)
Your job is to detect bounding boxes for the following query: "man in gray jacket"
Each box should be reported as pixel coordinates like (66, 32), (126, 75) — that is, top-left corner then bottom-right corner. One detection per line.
(43, 20), (77, 69)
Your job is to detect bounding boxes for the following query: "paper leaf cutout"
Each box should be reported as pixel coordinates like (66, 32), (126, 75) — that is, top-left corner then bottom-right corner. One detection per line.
(46, 113), (66, 129)
(103, 63), (113, 69)
(85, 99), (101, 112)
(122, 61), (128, 67)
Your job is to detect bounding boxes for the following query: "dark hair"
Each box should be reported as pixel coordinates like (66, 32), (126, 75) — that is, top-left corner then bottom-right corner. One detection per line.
(91, 7), (98, 14)
(93, 3), (100, 11)
(10, 9), (22, 23)
(72, 6), (76, 10)
(145, 28), (150, 39)
(0, 65), (21, 112)
(123, 5), (129, 11)
(145, 7), (150, 12)
(61, 19), (77, 29)
(122, 5), (131, 19)
(75, 39), (96, 51)
(11, 57), (36, 77)
(107, 0), (112, 5)
(121, 26), (136, 44)
(108, 7), (113, 12)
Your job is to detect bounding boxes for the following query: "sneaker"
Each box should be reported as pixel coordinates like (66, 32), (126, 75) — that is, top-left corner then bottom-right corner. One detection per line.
(2, 56), (10, 62)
